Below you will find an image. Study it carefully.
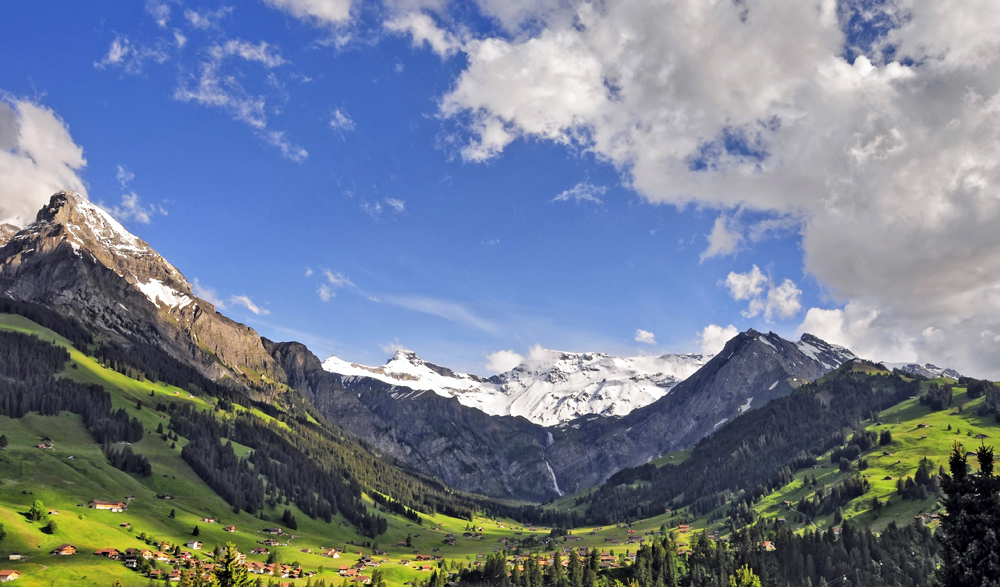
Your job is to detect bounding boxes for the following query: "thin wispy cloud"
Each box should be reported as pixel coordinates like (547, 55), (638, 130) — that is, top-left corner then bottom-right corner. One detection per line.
(192, 278), (226, 308)
(552, 181), (606, 205)
(383, 295), (497, 333)
(94, 34), (169, 75)
(184, 6), (233, 30)
(230, 294), (269, 315)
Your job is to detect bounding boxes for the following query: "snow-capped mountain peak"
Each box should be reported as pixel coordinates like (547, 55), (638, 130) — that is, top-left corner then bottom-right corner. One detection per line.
(322, 347), (711, 426)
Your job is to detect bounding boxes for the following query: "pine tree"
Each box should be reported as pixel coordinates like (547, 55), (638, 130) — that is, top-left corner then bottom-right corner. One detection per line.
(215, 542), (253, 587)
(935, 441), (1000, 586)
(192, 525), (200, 536)
(727, 565), (762, 587)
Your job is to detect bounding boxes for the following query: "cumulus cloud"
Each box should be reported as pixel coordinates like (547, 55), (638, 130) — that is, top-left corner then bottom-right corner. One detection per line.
(701, 215), (742, 261)
(634, 329), (656, 345)
(384, 12), (460, 57)
(552, 181), (605, 205)
(698, 324), (738, 355)
(724, 266), (802, 321)
(229, 294), (269, 315)
(262, 0), (353, 27)
(385, 198), (405, 213)
(0, 97), (88, 224)
(417, 0), (1000, 374)
(485, 349), (524, 373)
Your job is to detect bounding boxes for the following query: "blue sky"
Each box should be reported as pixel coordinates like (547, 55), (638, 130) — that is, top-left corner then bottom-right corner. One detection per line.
(3, 0), (999, 376)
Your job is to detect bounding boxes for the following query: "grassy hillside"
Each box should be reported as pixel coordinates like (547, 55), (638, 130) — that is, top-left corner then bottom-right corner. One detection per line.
(0, 315), (676, 586)
(561, 369), (999, 544)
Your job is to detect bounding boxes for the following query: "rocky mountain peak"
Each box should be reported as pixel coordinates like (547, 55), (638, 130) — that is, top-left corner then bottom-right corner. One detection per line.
(0, 191), (285, 389)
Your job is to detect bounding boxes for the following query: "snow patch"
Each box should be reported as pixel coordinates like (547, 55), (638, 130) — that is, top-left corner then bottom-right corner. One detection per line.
(768, 380), (779, 391)
(739, 396), (753, 414)
(136, 279), (193, 310)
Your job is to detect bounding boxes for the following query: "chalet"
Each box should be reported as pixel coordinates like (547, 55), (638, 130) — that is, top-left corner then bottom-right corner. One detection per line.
(0, 570), (19, 582)
(262, 528), (284, 535)
(154, 551), (172, 561)
(251, 548), (269, 555)
(201, 517), (216, 524)
(94, 548), (120, 559)
(186, 541), (203, 550)
(762, 541), (776, 552)
(89, 500), (126, 512)
(51, 544), (76, 556)
(917, 423), (929, 429)
(168, 569), (182, 582)
(678, 525), (690, 532)
(124, 559), (138, 569)
(6, 555), (19, 561)
(35, 442), (53, 450)
(263, 539), (281, 547)
(224, 525), (237, 533)
(124, 548), (154, 560)
(120, 522), (131, 529)
(47, 510), (58, 516)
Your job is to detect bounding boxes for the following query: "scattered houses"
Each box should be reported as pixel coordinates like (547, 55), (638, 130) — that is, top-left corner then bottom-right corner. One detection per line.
(51, 544), (76, 556)
(224, 525), (237, 533)
(89, 500), (126, 512)
(0, 570), (20, 582)
(186, 541), (203, 550)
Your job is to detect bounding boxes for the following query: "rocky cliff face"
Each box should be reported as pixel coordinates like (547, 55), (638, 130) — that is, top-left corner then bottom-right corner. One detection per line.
(541, 330), (856, 493)
(268, 340), (561, 501)
(277, 327), (856, 499)
(0, 192), (284, 394)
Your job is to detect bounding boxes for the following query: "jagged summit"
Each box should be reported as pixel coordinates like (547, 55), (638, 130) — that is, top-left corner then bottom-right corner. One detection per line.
(323, 345), (711, 426)
(0, 191), (283, 389)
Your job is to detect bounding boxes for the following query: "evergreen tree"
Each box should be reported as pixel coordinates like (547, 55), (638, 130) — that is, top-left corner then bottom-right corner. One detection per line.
(26, 500), (46, 522)
(935, 442), (1000, 586)
(0, 434), (7, 448)
(215, 542), (253, 587)
(192, 525), (200, 536)
(727, 566), (761, 587)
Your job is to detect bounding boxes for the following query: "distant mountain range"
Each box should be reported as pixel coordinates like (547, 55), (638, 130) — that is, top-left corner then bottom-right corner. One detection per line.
(0, 191), (962, 501)
(323, 348), (710, 426)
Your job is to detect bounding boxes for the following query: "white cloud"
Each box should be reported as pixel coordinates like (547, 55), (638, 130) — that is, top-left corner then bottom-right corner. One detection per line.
(145, 1), (171, 27)
(192, 278), (226, 308)
(173, 29), (188, 48)
(724, 265), (767, 301)
(362, 198), (405, 218)
(116, 164), (135, 188)
(698, 324), (738, 355)
(485, 349), (524, 373)
(634, 329), (656, 345)
(552, 181), (606, 205)
(323, 269), (354, 288)
(384, 12), (460, 58)
(380, 341), (409, 355)
(318, 283), (334, 301)
(765, 279), (803, 320)
(305, 267), (314, 277)
(173, 40), (304, 161)
(184, 6), (233, 30)
(104, 192), (166, 224)
(701, 214), (742, 261)
(0, 97), (88, 224)
(317, 269), (354, 301)
(330, 109), (355, 134)
(361, 201), (382, 217)
(262, 130), (308, 162)
(94, 35), (169, 75)
(229, 294), (269, 315)
(424, 0), (1000, 375)
(262, 0), (353, 27)
(384, 295), (496, 332)
(385, 198), (405, 213)
(724, 266), (802, 321)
